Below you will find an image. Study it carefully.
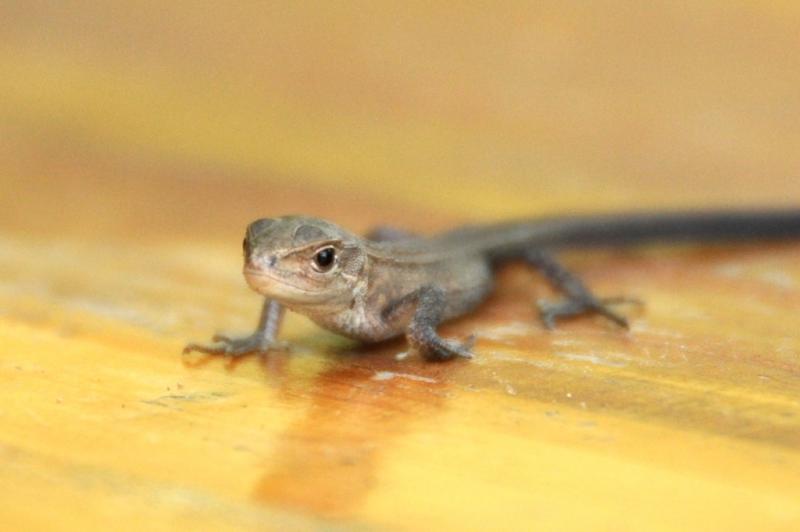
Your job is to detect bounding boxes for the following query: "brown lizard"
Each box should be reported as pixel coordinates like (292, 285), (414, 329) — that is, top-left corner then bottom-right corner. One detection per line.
(184, 210), (800, 361)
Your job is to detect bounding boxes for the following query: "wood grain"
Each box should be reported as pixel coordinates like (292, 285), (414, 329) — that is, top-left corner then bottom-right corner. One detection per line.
(2, 2), (800, 530)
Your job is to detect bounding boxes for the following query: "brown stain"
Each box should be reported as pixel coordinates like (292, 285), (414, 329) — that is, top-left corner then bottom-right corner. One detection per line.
(251, 343), (459, 518)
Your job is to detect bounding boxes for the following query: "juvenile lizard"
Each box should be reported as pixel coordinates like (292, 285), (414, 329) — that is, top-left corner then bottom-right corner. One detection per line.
(184, 210), (800, 361)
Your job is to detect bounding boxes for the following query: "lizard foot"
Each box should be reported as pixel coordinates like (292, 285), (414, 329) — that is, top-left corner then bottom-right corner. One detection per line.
(413, 333), (476, 362)
(536, 296), (641, 330)
(183, 333), (289, 358)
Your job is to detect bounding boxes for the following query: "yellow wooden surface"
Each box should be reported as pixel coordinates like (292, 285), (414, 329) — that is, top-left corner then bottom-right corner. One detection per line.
(3, 3), (800, 531)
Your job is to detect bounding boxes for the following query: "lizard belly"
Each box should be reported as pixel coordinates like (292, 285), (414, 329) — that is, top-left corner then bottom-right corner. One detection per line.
(306, 302), (403, 343)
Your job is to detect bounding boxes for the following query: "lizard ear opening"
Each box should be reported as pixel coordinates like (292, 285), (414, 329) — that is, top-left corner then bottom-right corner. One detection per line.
(335, 245), (366, 279)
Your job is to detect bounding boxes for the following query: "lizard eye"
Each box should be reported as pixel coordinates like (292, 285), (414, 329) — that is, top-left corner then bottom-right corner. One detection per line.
(312, 247), (336, 272)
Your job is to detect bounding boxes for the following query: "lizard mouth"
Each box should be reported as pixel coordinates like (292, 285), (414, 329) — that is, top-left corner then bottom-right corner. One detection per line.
(242, 267), (323, 303)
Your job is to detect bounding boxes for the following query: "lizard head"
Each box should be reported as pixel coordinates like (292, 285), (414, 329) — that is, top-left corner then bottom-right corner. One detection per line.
(241, 216), (367, 308)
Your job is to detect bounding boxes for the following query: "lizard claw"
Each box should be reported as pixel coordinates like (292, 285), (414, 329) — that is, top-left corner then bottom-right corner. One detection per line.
(537, 296), (636, 330)
(417, 335), (475, 361)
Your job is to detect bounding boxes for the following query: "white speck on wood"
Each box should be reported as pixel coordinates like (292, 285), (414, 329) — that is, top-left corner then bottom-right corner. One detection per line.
(371, 371), (436, 384)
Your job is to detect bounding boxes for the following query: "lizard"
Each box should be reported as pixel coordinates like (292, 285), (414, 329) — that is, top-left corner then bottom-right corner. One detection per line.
(184, 209), (800, 361)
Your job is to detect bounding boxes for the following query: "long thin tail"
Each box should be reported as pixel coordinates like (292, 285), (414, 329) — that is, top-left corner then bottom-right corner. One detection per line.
(459, 208), (800, 261)
(547, 209), (800, 245)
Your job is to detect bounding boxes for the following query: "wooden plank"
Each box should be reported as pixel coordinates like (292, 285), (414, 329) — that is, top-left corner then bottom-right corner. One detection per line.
(2, 2), (800, 530)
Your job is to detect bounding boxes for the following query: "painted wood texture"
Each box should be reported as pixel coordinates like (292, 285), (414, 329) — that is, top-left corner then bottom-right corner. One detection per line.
(2, 3), (800, 531)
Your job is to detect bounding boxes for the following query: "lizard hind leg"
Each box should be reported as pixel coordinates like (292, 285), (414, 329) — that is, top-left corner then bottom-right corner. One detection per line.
(526, 250), (640, 330)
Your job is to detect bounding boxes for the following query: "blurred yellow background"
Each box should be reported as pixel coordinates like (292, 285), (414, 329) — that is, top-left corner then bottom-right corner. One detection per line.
(2, 2), (800, 531)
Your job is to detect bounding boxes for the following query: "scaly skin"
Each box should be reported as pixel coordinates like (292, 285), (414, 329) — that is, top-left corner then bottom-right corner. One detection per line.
(185, 209), (800, 361)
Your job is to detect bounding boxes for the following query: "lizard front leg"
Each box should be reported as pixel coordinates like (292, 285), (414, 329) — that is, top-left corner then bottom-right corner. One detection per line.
(184, 298), (288, 357)
(525, 250), (638, 329)
(383, 285), (475, 361)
